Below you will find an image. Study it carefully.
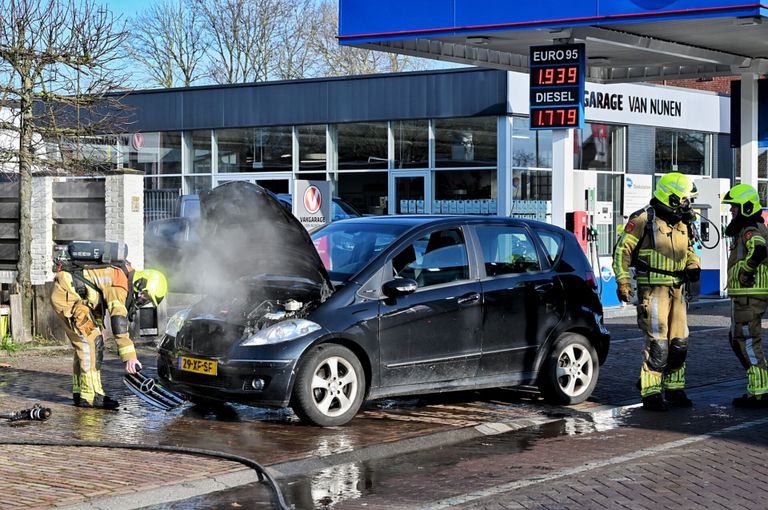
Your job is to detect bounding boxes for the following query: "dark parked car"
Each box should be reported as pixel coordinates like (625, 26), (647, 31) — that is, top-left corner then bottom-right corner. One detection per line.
(156, 182), (609, 426)
(274, 193), (363, 221)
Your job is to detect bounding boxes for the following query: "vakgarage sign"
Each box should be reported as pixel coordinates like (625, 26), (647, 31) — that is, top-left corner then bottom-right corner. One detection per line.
(293, 180), (331, 231)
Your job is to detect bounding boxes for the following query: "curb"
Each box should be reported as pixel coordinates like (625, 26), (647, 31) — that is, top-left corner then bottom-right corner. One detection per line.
(604, 297), (728, 319)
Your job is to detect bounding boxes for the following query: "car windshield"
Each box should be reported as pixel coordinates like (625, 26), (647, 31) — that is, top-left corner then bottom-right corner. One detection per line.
(332, 198), (361, 219)
(311, 222), (409, 282)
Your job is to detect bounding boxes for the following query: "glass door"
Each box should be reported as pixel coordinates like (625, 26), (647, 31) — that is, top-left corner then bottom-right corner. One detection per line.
(389, 171), (431, 215)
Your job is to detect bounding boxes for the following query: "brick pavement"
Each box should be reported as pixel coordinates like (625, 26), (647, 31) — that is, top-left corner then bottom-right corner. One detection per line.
(318, 381), (768, 510)
(0, 299), (758, 509)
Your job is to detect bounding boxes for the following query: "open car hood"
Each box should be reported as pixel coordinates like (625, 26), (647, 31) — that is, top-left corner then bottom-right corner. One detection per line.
(197, 181), (333, 298)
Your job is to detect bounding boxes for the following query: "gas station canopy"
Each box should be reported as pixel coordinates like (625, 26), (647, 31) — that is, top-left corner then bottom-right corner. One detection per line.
(338, 1), (768, 83)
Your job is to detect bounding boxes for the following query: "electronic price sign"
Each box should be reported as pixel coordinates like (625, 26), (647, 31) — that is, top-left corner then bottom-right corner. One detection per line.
(529, 43), (585, 130)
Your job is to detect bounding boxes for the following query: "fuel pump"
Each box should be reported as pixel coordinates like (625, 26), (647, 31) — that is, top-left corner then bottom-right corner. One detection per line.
(568, 173), (607, 302)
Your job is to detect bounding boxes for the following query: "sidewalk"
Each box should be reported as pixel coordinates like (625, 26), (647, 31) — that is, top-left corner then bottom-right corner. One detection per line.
(2, 380), (759, 510)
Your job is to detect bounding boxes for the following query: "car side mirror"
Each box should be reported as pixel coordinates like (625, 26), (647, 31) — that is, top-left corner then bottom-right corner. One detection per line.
(382, 278), (417, 298)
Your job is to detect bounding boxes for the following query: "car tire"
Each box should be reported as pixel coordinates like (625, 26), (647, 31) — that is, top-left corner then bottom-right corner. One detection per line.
(539, 333), (599, 405)
(291, 344), (365, 427)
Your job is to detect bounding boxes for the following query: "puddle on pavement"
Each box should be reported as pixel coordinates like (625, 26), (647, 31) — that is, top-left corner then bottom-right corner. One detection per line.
(278, 410), (630, 510)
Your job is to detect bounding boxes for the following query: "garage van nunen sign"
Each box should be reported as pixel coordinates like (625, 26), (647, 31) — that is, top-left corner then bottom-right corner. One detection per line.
(509, 72), (729, 133)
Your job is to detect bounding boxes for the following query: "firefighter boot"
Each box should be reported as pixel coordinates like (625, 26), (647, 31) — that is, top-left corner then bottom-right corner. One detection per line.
(642, 393), (669, 412)
(732, 394), (768, 408)
(73, 393), (81, 406)
(664, 389), (693, 407)
(76, 394), (120, 410)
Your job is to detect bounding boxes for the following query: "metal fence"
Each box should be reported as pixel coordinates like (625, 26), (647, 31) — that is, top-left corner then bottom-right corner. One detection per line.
(144, 189), (179, 225)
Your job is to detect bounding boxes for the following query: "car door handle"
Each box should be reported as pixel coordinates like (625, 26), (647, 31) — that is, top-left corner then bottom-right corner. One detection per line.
(534, 282), (554, 294)
(457, 292), (480, 305)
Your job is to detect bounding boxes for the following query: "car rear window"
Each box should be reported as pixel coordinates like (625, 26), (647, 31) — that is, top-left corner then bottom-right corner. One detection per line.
(475, 225), (541, 276)
(534, 229), (564, 265)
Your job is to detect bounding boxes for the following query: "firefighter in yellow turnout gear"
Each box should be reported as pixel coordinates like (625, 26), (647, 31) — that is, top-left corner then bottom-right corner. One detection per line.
(722, 184), (768, 408)
(613, 172), (701, 411)
(51, 264), (167, 409)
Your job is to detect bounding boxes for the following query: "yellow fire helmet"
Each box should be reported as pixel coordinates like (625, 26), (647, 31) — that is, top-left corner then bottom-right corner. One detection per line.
(653, 172), (698, 209)
(722, 183), (763, 217)
(133, 269), (168, 306)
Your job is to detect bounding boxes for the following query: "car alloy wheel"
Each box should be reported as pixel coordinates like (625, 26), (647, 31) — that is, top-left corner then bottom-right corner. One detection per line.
(292, 344), (365, 426)
(539, 333), (599, 405)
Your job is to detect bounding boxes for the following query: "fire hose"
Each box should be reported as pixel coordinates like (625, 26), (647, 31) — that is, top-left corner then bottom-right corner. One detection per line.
(0, 404), (51, 422)
(0, 406), (292, 510)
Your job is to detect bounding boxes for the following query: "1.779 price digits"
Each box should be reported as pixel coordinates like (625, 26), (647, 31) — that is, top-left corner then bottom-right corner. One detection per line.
(533, 108), (578, 128)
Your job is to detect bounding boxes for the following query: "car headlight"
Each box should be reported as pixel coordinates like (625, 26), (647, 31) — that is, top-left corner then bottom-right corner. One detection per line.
(165, 308), (191, 338)
(240, 319), (321, 347)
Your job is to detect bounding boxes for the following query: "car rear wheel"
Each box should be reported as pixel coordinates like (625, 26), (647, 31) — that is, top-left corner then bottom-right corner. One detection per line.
(291, 344), (365, 426)
(539, 333), (598, 405)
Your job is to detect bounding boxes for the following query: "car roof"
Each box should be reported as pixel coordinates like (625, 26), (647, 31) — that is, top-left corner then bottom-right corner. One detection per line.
(329, 215), (556, 230)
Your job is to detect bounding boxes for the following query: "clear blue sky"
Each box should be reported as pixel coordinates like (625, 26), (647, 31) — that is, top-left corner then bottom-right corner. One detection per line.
(105, 0), (156, 21)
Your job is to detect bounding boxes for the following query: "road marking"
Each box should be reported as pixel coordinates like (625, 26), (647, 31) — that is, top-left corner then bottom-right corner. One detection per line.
(420, 414), (768, 509)
(610, 326), (728, 345)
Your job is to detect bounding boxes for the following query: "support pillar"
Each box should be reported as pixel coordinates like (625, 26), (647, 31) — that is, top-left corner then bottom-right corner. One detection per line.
(551, 129), (574, 227)
(105, 171), (145, 269)
(740, 72), (759, 188)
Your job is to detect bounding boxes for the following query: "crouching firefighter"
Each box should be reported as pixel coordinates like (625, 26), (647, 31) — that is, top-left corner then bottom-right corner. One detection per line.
(613, 172), (701, 411)
(50, 241), (168, 409)
(722, 184), (768, 408)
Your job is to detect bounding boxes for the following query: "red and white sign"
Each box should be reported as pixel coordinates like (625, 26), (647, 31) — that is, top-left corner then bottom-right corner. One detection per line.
(131, 132), (145, 151)
(304, 185), (322, 214)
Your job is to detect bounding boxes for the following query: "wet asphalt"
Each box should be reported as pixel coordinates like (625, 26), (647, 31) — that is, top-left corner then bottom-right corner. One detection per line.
(2, 299), (763, 509)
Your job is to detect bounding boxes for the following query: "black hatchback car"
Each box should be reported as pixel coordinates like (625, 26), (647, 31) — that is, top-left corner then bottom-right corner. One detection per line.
(156, 182), (609, 426)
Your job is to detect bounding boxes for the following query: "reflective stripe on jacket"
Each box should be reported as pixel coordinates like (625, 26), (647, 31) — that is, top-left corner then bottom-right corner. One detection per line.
(613, 206), (699, 286)
(727, 224), (768, 295)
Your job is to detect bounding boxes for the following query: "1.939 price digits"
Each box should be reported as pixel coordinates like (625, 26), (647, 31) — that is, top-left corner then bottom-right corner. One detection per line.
(533, 66), (579, 86)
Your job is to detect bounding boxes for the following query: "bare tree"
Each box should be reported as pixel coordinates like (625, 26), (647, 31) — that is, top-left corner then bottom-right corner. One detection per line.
(194, 0), (293, 84)
(0, 0), (129, 340)
(313, 0), (433, 77)
(129, 0), (208, 88)
(273, 0), (321, 80)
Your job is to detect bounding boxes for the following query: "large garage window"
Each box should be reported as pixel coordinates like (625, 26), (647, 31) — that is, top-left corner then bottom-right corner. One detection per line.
(217, 127), (292, 172)
(435, 117), (497, 168)
(475, 226), (541, 276)
(655, 129), (711, 175)
(338, 122), (387, 170)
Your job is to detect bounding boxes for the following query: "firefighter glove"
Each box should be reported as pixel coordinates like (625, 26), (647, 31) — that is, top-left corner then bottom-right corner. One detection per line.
(616, 281), (634, 303)
(72, 304), (96, 335)
(739, 268), (756, 287)
(685, 267), (701, 283)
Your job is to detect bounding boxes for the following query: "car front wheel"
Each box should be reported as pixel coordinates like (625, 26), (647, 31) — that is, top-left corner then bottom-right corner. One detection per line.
(539, 333), (598, 405)
(291, 344), (365, 426)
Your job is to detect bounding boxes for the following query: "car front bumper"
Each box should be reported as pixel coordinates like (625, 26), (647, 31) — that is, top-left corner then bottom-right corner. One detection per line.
(156, 346), (298, 408)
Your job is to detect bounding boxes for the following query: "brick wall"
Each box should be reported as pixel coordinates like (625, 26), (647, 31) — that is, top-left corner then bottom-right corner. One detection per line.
(652, 76), (741, 95)
(30, 177), (55, 285)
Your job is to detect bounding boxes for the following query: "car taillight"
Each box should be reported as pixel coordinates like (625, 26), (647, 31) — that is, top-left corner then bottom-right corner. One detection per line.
(585, 270), (598, 290)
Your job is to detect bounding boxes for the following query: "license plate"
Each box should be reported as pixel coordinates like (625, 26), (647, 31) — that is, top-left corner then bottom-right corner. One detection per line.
(178, 356), (217, 376)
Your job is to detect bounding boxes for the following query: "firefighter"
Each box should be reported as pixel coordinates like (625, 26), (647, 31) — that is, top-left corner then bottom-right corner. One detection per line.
(51, 264), (167, 409)
(722, 183), (768, 408)
(613, 172), (701, 411)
